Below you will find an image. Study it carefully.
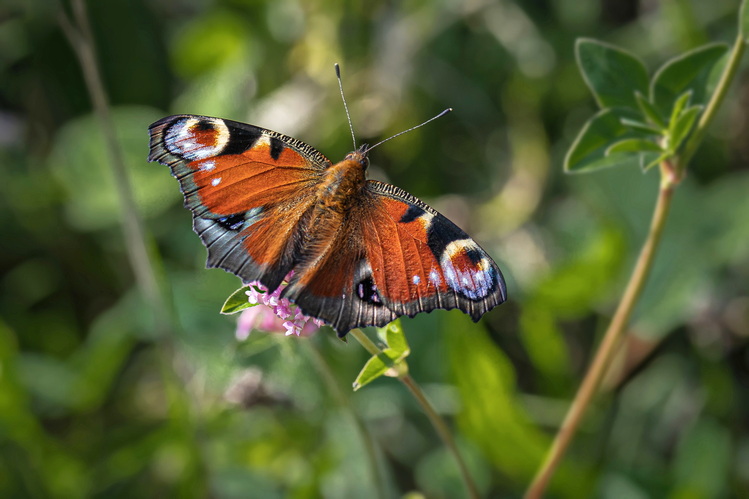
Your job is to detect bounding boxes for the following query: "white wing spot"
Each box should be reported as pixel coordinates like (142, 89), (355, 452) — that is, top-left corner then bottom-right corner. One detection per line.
(428, 269), (441, 286)
(212, 177), (221, 186)
(412, 275), (421, 285)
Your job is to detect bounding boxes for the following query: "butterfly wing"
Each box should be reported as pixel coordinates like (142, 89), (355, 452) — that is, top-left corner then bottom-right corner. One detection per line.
(148, 114), (331, 290)
(362, 180), (506, 322)
(282, 179), (506, 335)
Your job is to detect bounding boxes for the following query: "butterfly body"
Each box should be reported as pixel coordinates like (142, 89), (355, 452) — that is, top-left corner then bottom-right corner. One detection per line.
(149, 114), (506, 336)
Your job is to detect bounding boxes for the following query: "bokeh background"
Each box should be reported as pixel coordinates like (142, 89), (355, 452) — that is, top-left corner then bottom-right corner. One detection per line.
(2, 0), (748, 497)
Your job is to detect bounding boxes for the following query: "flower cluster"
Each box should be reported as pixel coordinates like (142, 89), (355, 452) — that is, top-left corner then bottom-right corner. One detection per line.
(236, 272), (325, 339)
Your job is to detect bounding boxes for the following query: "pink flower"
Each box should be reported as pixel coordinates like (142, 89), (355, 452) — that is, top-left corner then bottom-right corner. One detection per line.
(235, 271), (325, 340)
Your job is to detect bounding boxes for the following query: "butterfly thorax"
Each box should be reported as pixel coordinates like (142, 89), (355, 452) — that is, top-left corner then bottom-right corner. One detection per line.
(316, 150), (369, 214)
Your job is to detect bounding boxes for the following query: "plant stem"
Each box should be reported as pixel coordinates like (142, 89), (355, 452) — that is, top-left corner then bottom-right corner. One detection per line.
(58, 0), (170, 335)
(526, 29), (747, 498)
(301, 339), (387, 499)
(680, 32), (746, 171)
(525, 181), (674, 499)
(349, 328), (480, 499)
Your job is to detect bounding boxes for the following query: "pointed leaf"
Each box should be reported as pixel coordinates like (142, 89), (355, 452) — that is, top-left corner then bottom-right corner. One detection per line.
(651, 43), (728, 116)
(668, 90), (693, 130)
(641, 151), (670, 171)
(576, 38), (649, 109)
(564, 108), (646, 173)
(221, 286), (254, 314)
(377, 319), (410, 357)
(669, 105), (703, 152)
(352, 348), (408, 391)
(606, 138), (663, 155)
(620, 118), (663, 135)
(635, 91), (666, 128)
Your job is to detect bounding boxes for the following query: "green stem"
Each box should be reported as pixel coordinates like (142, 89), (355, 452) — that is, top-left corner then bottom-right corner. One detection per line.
(349, 328), (480, 499)
(526, 30), (748, 499)
(58, 0), (170, 335)
(526, 178), (675, 499)
(679, 32), (746, 172)
(301, 339), (387, 499)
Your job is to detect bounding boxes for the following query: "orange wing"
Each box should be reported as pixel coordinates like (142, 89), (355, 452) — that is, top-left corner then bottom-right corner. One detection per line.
(280, 180), (506, 335)
(148, 115), (330, 290)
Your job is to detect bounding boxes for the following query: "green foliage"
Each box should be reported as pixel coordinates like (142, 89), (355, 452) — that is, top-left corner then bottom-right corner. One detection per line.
(221, 286), (254, 314)
(3, 0), (748, 497)
(566, 40), (727, 174)
(576, 39), (649, 110)
(353, 320), (410, 390)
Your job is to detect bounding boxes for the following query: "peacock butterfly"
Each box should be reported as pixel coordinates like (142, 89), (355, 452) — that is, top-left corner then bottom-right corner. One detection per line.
(148, 107), (507, 337)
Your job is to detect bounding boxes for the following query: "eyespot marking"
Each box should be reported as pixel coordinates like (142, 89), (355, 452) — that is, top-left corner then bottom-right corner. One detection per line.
(439, 239), (497, 300)
(164, 117), (230, 161)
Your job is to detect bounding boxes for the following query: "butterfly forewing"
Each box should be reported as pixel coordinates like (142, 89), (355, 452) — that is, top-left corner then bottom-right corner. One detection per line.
(148, 114), (328, 290)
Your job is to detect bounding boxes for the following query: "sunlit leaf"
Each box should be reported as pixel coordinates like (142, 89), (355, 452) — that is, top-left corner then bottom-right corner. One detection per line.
(650, 43), (728, 116)
(353, 348), (406, 391)
(575, 38), (649, 109)
(377, 319), (409, 357)
(221, 286), (254, 315)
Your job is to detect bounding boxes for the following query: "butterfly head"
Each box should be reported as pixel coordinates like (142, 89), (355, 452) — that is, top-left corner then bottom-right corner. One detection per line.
(343, 145), (370, 170)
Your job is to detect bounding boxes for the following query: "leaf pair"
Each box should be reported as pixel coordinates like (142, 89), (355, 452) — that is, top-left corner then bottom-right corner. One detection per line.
(565, 39), (727, 173)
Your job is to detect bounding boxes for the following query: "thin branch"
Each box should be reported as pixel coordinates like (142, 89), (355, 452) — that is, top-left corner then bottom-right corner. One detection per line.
(58, 0), (170, 335)
(349, 328), (480, 499)
(525, 177), (675, 499)
(526, 29), (748, 497)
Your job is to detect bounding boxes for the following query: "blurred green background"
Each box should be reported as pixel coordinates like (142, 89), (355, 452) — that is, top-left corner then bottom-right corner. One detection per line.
(2, 0), (748, 497)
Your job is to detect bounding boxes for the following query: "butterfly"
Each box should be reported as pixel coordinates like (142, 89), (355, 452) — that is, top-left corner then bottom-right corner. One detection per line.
(148, 113), (507, 337)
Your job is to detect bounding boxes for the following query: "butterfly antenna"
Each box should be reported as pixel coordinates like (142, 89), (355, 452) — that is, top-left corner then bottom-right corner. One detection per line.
(335, 63), (357, 150)
(364, 108), (453, 154)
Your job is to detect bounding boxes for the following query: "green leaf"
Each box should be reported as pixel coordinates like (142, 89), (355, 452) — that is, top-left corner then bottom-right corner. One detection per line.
(668, 105), (703, 152)
(606, 138), (663, 155)
(619, 118), (663, 135)
(575, 38), (649, 109)
(741, 0), (749, 42)
(377, 319), (409, 357)
(353, 321), (410, 390)
(650, 43), (728, 116)
(353, 348), (407, 390)
(641, 151), (670, 171)
(220, 286), (254, 314)
(668, 90), (693, 128)
(564, 108), (646, 173)
(635, 91), (666, 128)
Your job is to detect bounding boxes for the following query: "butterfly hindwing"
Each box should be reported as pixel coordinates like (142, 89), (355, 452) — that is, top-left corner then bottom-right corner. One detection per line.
(148, 114), (330, 290)
(280, 198), (399, 333)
